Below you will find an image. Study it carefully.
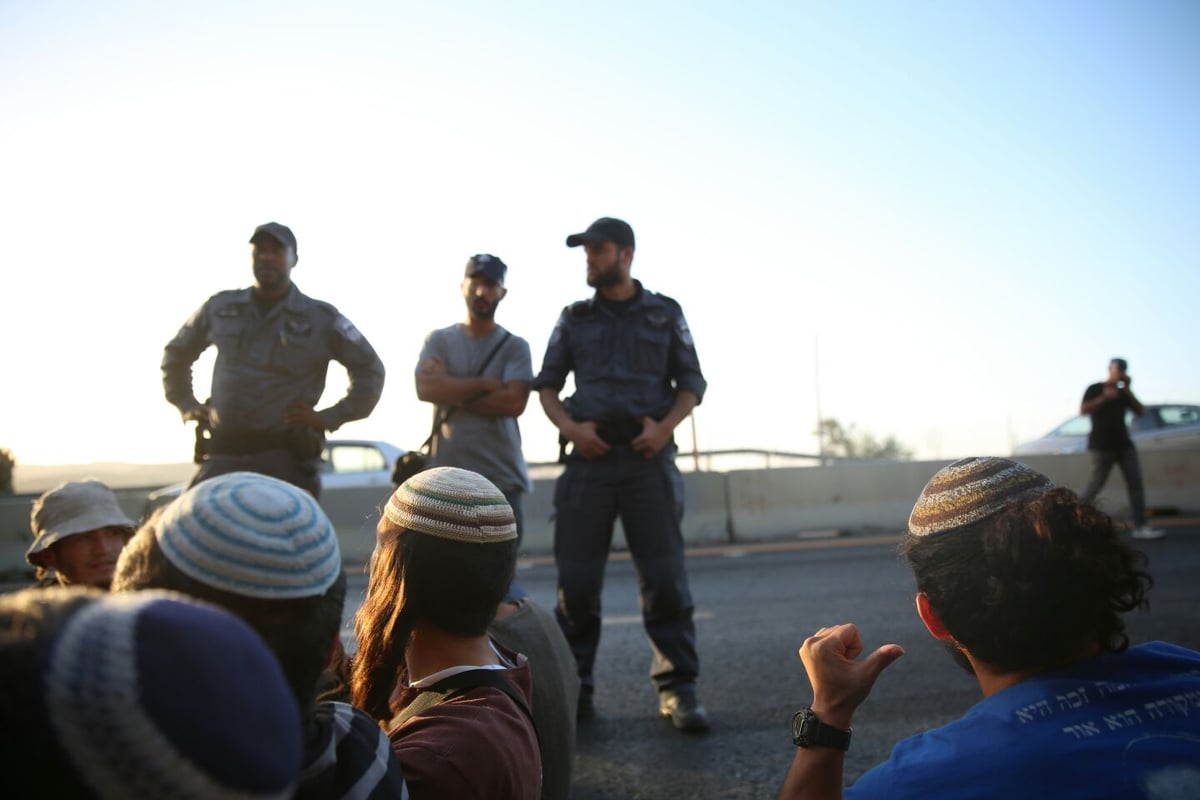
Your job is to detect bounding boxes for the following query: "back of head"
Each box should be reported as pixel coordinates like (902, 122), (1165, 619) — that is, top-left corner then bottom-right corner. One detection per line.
(112, 472), (346, 711)
(0, 586), (302, 799)
(905, 457), (1152, 674)
(351, 467), (519, 719)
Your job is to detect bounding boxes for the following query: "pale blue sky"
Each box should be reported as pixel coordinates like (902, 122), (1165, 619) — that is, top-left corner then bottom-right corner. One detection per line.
(3, 1), (1198, 465)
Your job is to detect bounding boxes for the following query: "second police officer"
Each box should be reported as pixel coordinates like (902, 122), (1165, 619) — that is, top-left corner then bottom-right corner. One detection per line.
(532, 217), (710, 732)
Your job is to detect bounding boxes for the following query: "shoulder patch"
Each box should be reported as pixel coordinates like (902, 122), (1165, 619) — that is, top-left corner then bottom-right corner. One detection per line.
(334, 316), (364, 343)
(647, 291), (683, 313)
(676, 313), (695, 348)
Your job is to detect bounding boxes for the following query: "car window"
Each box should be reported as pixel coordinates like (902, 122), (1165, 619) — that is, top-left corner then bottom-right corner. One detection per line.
(1126, 409), (1150, 432)
(1053, 415), (1092, 436)
(1159, 406), (1200, 427)
(325, 444), (387, 474)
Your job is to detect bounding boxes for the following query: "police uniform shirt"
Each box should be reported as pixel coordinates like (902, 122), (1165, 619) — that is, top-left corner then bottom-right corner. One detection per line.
(162, 284), (386, 434)
(531, 280), (706, 423)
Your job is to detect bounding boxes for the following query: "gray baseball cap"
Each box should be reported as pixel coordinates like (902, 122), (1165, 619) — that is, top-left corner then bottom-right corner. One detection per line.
(27, 480), (136, 567)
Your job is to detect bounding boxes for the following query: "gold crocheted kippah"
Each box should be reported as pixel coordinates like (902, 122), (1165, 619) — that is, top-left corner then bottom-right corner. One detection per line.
(384, 467), (517, 544)
(908, 457), (1054, 537)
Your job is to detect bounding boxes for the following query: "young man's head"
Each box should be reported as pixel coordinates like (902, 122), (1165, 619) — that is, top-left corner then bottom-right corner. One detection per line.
(904, 457), (1152, 677)
(0, 586), (302, 799)
(27, 480), (136, 589)
(462, 254), (508, 322)
(112, 471), (345, 712)
(566, 217), (636, 289)
(249, 221), (298, 300)
(1108, 357), (1129, 383)
(351, 467), (519, 720)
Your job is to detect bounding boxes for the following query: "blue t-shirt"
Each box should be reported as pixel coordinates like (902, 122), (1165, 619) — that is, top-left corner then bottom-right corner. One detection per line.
(848, 642), (1200, 799)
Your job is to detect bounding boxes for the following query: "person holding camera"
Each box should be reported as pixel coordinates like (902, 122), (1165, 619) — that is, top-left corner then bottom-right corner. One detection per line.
(162, 222), (386, 498)
(1080, 358), (1164, 540)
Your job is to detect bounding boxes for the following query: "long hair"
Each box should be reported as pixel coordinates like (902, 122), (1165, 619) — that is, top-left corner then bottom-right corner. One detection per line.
(904, 487), (1152, 674)
(349, 522), (517, 721)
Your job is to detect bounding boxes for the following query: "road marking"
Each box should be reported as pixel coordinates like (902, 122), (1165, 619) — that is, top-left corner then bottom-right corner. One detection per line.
(603, 610), (716, 626)
(514, 534), (904, 569)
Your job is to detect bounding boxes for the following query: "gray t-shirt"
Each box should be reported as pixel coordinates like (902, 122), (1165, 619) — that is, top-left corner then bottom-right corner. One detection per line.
(417, 324), (533, 494)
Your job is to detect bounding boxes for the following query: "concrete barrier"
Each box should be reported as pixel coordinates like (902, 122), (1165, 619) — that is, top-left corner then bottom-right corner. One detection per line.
(727, 460), (946, 540)
(1019, 450), (1200, 520)
(4, 449), (1198, 577)
(727, 450), (1200, 542)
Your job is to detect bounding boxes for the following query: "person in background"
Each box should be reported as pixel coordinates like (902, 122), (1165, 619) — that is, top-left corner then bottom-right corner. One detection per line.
(414, 254), (533, 545)
(162, 221), (385, 498)
(26, 479), (135, 589)
(1080, 357), (1164, 540)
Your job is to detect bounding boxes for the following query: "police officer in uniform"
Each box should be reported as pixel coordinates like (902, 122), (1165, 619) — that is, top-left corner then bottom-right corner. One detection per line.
(532, 217), (710, 732)
(162, 222), (386, 498)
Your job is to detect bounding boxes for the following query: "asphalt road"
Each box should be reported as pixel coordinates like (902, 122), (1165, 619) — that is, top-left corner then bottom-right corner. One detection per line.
(339, 523), (1200, 800)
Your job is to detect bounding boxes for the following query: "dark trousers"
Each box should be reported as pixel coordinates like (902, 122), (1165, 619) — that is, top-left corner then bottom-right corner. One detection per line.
(190, 448), (321, 499)
(1082, 446), (1146, 527)
(503, 489), (527, 603)
(553, 447), (699, 694)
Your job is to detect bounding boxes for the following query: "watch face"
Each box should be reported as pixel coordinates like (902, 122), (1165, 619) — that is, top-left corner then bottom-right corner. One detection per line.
(791, 709), (815, 745)
(791, 707), (851, 750)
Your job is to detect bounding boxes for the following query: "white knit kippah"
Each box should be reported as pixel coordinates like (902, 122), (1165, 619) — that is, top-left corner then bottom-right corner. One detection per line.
(44, 591), (301, 799)
(155, 472), (340, 598)
(384, 467), (517, 544)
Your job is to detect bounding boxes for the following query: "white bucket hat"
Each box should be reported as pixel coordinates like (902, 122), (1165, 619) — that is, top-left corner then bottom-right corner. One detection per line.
(27, 480), (136, 568)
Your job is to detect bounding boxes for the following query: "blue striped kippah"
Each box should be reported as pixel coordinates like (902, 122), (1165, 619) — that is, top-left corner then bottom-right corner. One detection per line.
(45, 590), (302, 799)
(155, 472), (340, 599)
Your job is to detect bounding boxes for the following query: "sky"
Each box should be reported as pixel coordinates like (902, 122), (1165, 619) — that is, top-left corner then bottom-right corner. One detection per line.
(2, 0), (1198, 468)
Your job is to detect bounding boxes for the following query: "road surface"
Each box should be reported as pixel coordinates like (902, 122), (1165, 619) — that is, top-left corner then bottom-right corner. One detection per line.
(340, 524), (1200, 799)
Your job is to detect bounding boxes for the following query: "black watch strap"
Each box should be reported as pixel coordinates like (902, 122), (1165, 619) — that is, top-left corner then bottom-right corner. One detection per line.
(791, 707), (852, 751)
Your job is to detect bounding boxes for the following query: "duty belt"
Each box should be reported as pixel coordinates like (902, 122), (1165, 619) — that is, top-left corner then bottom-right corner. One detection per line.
(594, 416), (644, 446)
(205, 429), (296, 457)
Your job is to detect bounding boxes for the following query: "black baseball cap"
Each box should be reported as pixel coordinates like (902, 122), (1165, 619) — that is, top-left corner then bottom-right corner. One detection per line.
(565, 217), (635, 249)
(250, 222), (297, 252)
(465, 254), (507, 283)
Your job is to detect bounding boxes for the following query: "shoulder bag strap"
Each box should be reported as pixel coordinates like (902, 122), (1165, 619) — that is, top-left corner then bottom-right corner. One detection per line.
(385, 667), (538, 744)
(425, 331), (513, 452)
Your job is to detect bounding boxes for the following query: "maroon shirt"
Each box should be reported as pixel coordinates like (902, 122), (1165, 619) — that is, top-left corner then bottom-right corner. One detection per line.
(388, 643), (542, 800)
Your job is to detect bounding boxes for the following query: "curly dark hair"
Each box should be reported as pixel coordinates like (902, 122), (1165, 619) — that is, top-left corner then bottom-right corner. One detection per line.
(112, 523), (347, 714)
(349, 524), (517, 721)
(903, 487), (1152, 674)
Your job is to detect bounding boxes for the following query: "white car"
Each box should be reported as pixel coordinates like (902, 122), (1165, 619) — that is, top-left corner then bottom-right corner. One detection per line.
(144, 439), (402, 516)
(1013, 404), (1200, 456)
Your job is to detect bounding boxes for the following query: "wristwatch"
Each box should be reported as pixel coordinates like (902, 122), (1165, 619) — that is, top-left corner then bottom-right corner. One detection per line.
(791, 706), (852, 751)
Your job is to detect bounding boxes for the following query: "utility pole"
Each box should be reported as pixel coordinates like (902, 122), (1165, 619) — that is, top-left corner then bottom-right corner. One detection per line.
(690, 412), (700, 472)
(815, 335), (825, 464)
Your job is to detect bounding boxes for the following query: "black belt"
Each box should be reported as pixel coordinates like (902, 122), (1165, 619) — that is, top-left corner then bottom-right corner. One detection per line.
(206, 430), (295, 457)
(594, 416), (645, 446)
